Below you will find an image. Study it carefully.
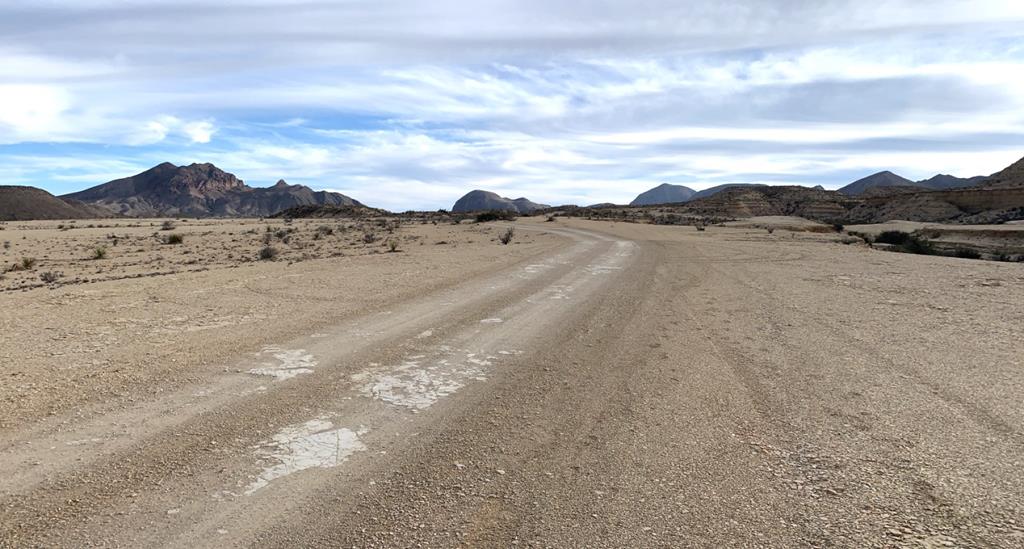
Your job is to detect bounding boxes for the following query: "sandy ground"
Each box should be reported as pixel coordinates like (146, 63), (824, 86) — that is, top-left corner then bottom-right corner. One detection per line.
(1, 218), (1023, 547)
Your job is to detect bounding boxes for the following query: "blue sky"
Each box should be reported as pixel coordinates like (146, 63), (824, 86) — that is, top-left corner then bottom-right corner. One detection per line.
(2, 1), (1024, 211)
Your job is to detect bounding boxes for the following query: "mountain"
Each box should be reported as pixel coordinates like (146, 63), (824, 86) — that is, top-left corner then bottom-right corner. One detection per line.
(63, 163), (363, 217)
(0, 186), (116, 221)
(689, 183), (766, 201)
(629, 183), (696, 206)
(918, 174), (987, 190)
(838, 171), (915, 195)
(982, 155), (1024, 189)
(451, 190), (550, 213)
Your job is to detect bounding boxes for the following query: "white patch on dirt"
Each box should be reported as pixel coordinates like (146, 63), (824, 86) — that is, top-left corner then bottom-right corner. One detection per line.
(245, 419), (367, 495)
(416, 330), (433, 339)
(248, 347), (316, 381)
(356, 355), (488, 410)
(480, 318), (503, 324)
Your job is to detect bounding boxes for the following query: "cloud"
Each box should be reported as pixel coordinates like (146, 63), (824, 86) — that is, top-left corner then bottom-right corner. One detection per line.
(0, 1), (1023, 208)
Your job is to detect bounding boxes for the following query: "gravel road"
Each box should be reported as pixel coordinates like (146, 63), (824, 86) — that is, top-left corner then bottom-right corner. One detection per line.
(2, 219), (1023, 548)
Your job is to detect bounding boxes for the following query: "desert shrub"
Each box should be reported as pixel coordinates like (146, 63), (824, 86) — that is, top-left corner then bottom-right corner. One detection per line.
(476, 210), (516, 223)
(163, 233), (184, 245)
(952, 248), (981, 259)
(91, 246), (108, 260)
(274, 229), (288, 239)
(2, 241), (9, 250)
(161, 220), (175, 231)
(258, 246), (277, 260)
(832, 223), (845, 232)
(386, 238), (399, 252)
(39, 271), (61, 284)
(766, 227), (775, 234)
(695, 225), (706, 231)
(21, 257), (37, 269)
(499, 227), (515, 245)
(362, 231), (378, 244)
(900, 236), (935, 256)
(546, 215), (556, 222)
(316, 225), (333, 237)
(992, 251), (1013, 262)
(875, 230), (912, 246)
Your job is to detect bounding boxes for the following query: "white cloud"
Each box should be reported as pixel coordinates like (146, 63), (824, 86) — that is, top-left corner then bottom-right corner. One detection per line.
(183, 120), (216, 143)
(1, 1), (1023, 208)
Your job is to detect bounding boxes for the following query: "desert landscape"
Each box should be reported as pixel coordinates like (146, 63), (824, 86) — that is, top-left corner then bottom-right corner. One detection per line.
(2, 211), (1023, 547)
(5, 2), (1024, 547)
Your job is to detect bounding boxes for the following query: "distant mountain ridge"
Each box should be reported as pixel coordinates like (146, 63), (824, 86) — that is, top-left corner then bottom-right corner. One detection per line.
(839, 170), (987, 195)
(629, 183), (763, 206)
(0, 186), (115, 221)
(63, 163), (363, 217)
(451, 190), (550, 213)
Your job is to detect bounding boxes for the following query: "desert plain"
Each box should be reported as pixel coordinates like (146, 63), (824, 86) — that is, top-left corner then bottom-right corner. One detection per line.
(1, 216), (1023, 547)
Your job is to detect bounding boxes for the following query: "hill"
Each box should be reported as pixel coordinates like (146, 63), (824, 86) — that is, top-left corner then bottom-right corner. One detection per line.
(982, 156), (1024, 189)
(451, 190), (550, 213)
(63, 163), (363, 217)
(685, 185), (858, 220)
(629, 183), (695, 206)
(838, 171), (915, 195)
(0, 186), (116, 221)
(689, 183), (766, 201)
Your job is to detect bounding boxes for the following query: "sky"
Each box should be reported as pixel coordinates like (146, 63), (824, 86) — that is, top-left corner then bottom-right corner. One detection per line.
(2, 1), (1024, 211)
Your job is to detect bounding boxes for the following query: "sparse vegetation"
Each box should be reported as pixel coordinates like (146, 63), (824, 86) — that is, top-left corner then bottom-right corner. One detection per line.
(362, 231), (378, 244)
(164, 233), (184, 245)
(161, 220), (176, 231)
(695, 224), (706, 231)
(2, 241), (9, 250)
(91, 246), (108, 260)
(258, 246), (278, 260)
(499, 227), (515, 245)
(476, 210), (517, 223)
(832, 223), (845, 233)
(21, 257), (37, 270)
(386, 238), (399, 252)
(546, 215), (557, 222)
(39, 271), (62, 284)
(952, 248), (982, 259)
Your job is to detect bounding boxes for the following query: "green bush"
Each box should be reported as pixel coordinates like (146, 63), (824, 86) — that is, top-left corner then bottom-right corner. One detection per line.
(476, 210), (517, 223)
(952, 248), (981, 259)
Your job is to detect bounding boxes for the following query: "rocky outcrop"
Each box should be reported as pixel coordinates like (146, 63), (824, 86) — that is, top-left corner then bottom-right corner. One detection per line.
(451, 190), (550, 213)
(685, 186), (858, 220)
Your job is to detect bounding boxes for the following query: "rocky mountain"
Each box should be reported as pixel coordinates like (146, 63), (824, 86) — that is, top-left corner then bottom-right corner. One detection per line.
(982, 156), (1024, 189)
(629, 183), (695, 206)
(689, 183), (766, 201)
(838, 171), (915, 195)
(63, 163), (363, 217)
(918, 174), (987, 190)
(839, 171), (987, 195)
(451, 190), (550, 213)
(0, 186), (115, 221)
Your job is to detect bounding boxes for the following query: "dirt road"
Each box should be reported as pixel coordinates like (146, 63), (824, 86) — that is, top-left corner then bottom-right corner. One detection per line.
(2, 219), (1023, 547)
